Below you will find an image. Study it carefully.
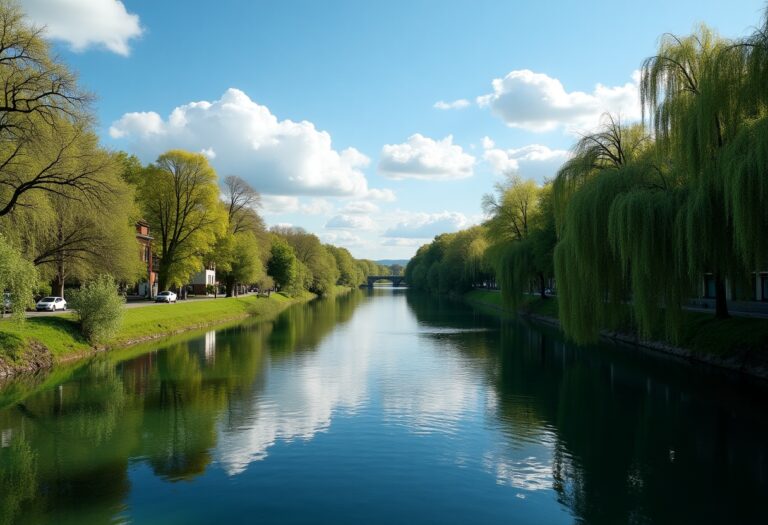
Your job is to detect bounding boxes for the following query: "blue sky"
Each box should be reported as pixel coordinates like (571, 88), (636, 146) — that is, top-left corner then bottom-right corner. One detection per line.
(20, 0), (766, 259)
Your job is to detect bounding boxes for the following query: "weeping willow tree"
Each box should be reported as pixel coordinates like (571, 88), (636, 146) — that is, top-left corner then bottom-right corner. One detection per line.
(555, 16), (768, 342)
(466, 230), (493, 288)
(554, 114), (700, 343)
(722, 118), (768, 269)
(486, 239), (534, 311)
(483, 176), (555, 311)
(607, 176), (693, 341)
(552, 115), (650, 232)
(715, 14), (768, 274)
(554, 169), (631, 343)
(640, 25), (745, 318)
(553, 117), (662, 343)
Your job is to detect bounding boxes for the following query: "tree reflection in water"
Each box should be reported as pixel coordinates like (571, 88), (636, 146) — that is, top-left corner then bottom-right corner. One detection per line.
(0, 292), (367, 524)
(406, 292), (768, 525)
(0, 291), (765, 525)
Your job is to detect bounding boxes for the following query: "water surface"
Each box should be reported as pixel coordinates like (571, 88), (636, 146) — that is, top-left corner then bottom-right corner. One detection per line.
(1, 289), (766, 524)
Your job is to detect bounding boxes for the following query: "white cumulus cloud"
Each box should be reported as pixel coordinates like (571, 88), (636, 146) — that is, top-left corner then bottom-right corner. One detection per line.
(381, 238), (422, 247)
(342, 201), (379, 214)
(379, 134), (475, 181)
(21, 0), (142, 56)
(433, 99), (470, 110)
(325, 214), (375, 230)
(365, 188), (396, 202)
(261, 196), (334, 216)
(301, 198), (334, 215)
(320, 231), (367, 248)
(110, 88), (389, 198)
(482, 141), (569, 182)
(477, 69), (641, 132)
(260, 195), (300, 215)
(384, 211), (474, 239)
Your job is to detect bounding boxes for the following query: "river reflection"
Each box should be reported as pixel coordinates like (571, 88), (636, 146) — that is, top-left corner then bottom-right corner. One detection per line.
(0, 289), (766, 524)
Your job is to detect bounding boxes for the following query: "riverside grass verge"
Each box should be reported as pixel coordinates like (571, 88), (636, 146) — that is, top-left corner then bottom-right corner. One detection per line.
(0, 291), (317, 378)
(465, 289), (768, 379)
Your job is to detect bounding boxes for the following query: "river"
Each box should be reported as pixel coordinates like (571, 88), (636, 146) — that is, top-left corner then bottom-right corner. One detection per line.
(0, 289), (766, 524)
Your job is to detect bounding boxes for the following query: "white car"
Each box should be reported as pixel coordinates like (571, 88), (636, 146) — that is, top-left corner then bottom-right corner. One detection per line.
(155, 291), (177, 303)
(36, 296), (67, 311)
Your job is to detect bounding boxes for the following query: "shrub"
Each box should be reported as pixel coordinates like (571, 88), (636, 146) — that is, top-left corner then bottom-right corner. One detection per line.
(69, 275), (125, 344)
(0, 234), (37, 322)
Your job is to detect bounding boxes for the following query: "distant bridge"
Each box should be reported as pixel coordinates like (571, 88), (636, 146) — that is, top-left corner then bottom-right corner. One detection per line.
(366, 275), (407, 287)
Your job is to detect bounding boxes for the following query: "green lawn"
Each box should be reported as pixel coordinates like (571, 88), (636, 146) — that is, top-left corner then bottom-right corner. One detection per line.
(0, 292), (313, 365)
(465, 289), (768, 358)
(112, 292), (300, 345)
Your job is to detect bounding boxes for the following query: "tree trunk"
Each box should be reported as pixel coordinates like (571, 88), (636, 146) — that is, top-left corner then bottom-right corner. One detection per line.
(157, 268), (169, 292)
(225, 275), (235, 297)
(714, 272), (730, 319)
(51, 275), (64, 297)
(53, 221), (65, 296)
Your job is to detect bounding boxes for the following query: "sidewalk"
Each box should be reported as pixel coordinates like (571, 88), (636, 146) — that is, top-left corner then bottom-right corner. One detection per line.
(25, 292), (257, 318)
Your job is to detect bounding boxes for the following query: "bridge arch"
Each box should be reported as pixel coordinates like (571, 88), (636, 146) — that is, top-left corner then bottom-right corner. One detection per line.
(366, 275), (407, 288)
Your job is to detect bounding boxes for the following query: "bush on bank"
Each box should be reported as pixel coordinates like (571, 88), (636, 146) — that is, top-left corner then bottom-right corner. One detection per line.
(69, 275), (126, 344)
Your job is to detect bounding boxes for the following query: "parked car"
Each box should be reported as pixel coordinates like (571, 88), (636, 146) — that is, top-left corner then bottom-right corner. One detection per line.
(155, 291), (177, 303)
(36, 296), (67, 312)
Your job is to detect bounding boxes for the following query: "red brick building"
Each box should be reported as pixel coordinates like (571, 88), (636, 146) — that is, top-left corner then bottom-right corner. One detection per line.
(135, 220), (158, 298)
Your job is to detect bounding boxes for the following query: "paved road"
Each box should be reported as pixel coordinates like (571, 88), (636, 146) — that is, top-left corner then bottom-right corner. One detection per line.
(24, 294), (251, 318)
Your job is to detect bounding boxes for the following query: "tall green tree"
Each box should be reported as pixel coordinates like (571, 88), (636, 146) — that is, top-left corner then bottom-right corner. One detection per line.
(267, 237), (297, 292)
(212, 176), (267, 296)
(552, 117), (673, 343)
(640, 26), (736, 318)
(136, 150), (226, 290)
(272, 226), (340, 295)
(0, 1), (98, 217)
(484, 177), (556, 309)
(327, 245), (364, 287)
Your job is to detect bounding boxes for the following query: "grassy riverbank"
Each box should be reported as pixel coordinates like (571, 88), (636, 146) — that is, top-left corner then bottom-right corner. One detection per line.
(0, 291), (315, 376)
(465, 289), (768, 365)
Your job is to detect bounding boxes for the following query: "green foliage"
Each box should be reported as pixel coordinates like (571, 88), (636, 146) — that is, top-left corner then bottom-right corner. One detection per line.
(267, 237), (297, 291)
(308, 246), (340, 295)
(483, 176), (540, 242)
(721, 117), (768, 269)
(0, 433), (37, 525)
(0, 1), (90, 218)
(483, 178), (556, 310)
(135, 150), (226, 290)
(408, 10), (768, 350)
(0, 234), (37, 322)
(487, 240), (534, 311)
(2, 145), (144, 292)
(286, 261), (313, 297)
(608, 184), (691, 340)
(405, 226), (494, 294)
(216, 232), (265, 296)
(554, 170), (628, 343)
(327, 245), (365, 287)
(69, 275), (125, 344)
